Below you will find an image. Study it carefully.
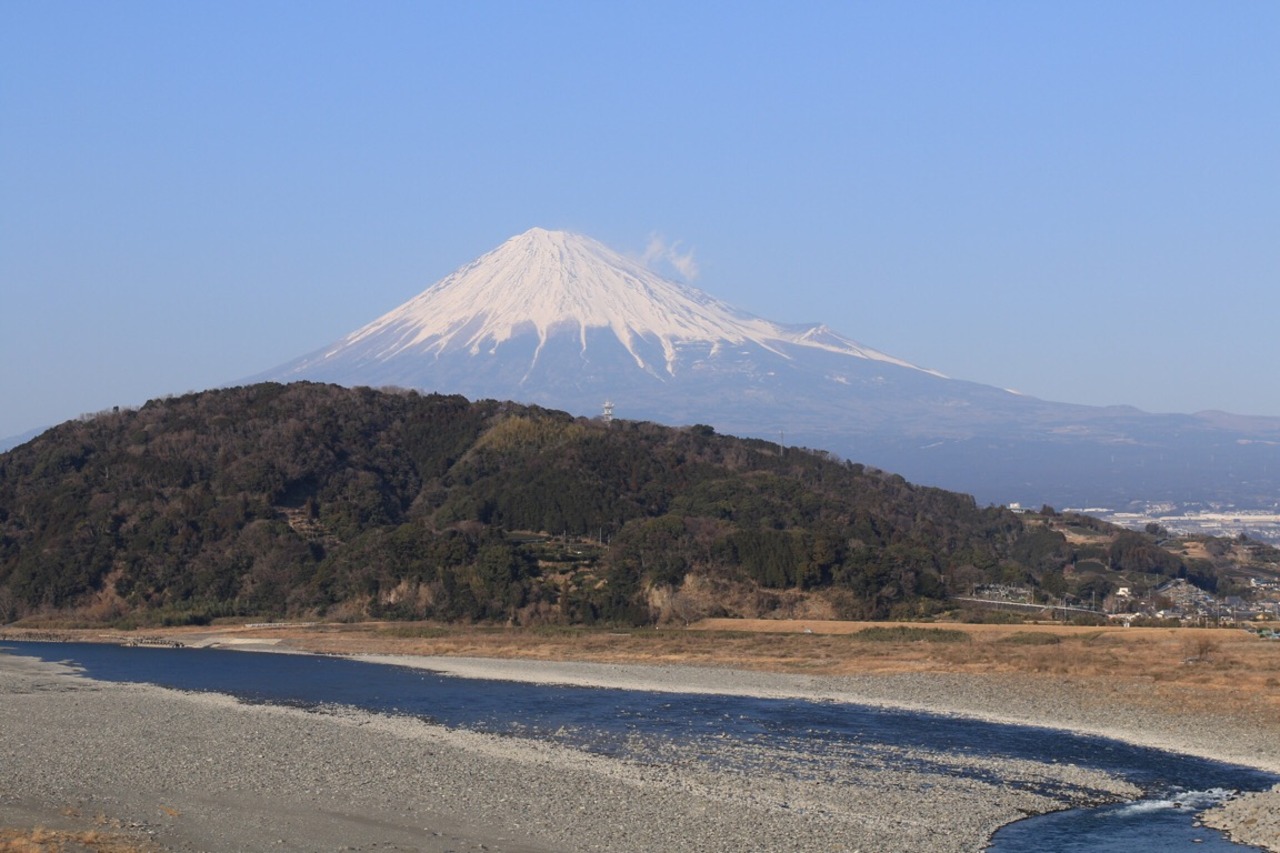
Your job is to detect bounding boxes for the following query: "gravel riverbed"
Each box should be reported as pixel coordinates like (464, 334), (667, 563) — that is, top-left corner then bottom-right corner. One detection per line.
(1, 650), (1275, 852)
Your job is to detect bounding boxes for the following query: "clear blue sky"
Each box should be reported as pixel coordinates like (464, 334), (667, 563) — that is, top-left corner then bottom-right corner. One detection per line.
(3, 1), (1278, 439)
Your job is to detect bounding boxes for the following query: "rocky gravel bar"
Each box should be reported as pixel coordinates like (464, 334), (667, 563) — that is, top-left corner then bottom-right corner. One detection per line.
(1202, 785), (1280, 852)
(1, 650), (1276, 852)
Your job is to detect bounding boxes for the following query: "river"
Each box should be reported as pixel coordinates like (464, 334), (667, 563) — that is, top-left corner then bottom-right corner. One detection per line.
(1, 640), (1273, 851)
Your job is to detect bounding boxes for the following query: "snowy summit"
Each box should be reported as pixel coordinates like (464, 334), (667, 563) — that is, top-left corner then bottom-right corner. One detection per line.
(324, 227), (935, 379)
(260, 223), (971, 456)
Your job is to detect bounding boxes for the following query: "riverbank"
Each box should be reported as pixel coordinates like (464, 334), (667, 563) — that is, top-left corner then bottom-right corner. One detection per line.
(0, 651), (1137, 853)
(4, 620), (1280, 851)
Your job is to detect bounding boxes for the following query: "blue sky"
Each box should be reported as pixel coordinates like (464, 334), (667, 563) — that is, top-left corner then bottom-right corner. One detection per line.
(3, 2), (1278, 439)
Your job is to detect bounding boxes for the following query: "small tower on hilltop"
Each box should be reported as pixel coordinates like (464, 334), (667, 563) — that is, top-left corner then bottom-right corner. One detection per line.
(602, 400), (615, 423)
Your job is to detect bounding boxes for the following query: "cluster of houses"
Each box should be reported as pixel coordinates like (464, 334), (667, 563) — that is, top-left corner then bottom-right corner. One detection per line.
(1109, 578), (1279, 625)
(964, 579), (1280, 627)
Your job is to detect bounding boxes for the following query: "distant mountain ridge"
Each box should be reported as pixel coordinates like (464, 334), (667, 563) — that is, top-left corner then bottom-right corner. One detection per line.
(256, 229), (1280, 508)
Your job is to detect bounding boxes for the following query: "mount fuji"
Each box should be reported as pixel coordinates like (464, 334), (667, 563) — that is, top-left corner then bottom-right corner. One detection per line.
(257, 228), (1280, 508)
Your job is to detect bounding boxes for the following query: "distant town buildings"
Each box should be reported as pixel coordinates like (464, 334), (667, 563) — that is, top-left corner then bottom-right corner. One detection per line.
(958, 577), (1280, 627)
(1066, 504), (1280, 546)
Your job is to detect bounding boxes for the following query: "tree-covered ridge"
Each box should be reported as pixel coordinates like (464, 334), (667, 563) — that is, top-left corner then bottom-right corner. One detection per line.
(0, 382), (1242, 627)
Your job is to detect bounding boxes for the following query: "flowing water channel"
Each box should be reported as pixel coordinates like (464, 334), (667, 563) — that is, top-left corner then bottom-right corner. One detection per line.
(2, 641), (1274, 851)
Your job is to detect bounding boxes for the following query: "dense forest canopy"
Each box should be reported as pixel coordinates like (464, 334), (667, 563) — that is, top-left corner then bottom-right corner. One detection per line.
(0, 382), (1242, 627)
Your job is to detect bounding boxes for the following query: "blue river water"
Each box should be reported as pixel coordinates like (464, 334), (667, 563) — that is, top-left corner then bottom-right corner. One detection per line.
(2, 640), (1274, 851)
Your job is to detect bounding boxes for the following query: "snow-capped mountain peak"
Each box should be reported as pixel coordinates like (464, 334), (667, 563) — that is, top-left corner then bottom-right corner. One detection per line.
(327, 227), (938, 378)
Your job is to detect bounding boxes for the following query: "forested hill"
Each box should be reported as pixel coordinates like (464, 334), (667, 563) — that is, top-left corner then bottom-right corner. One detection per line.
(0, 382), (1045, 626)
